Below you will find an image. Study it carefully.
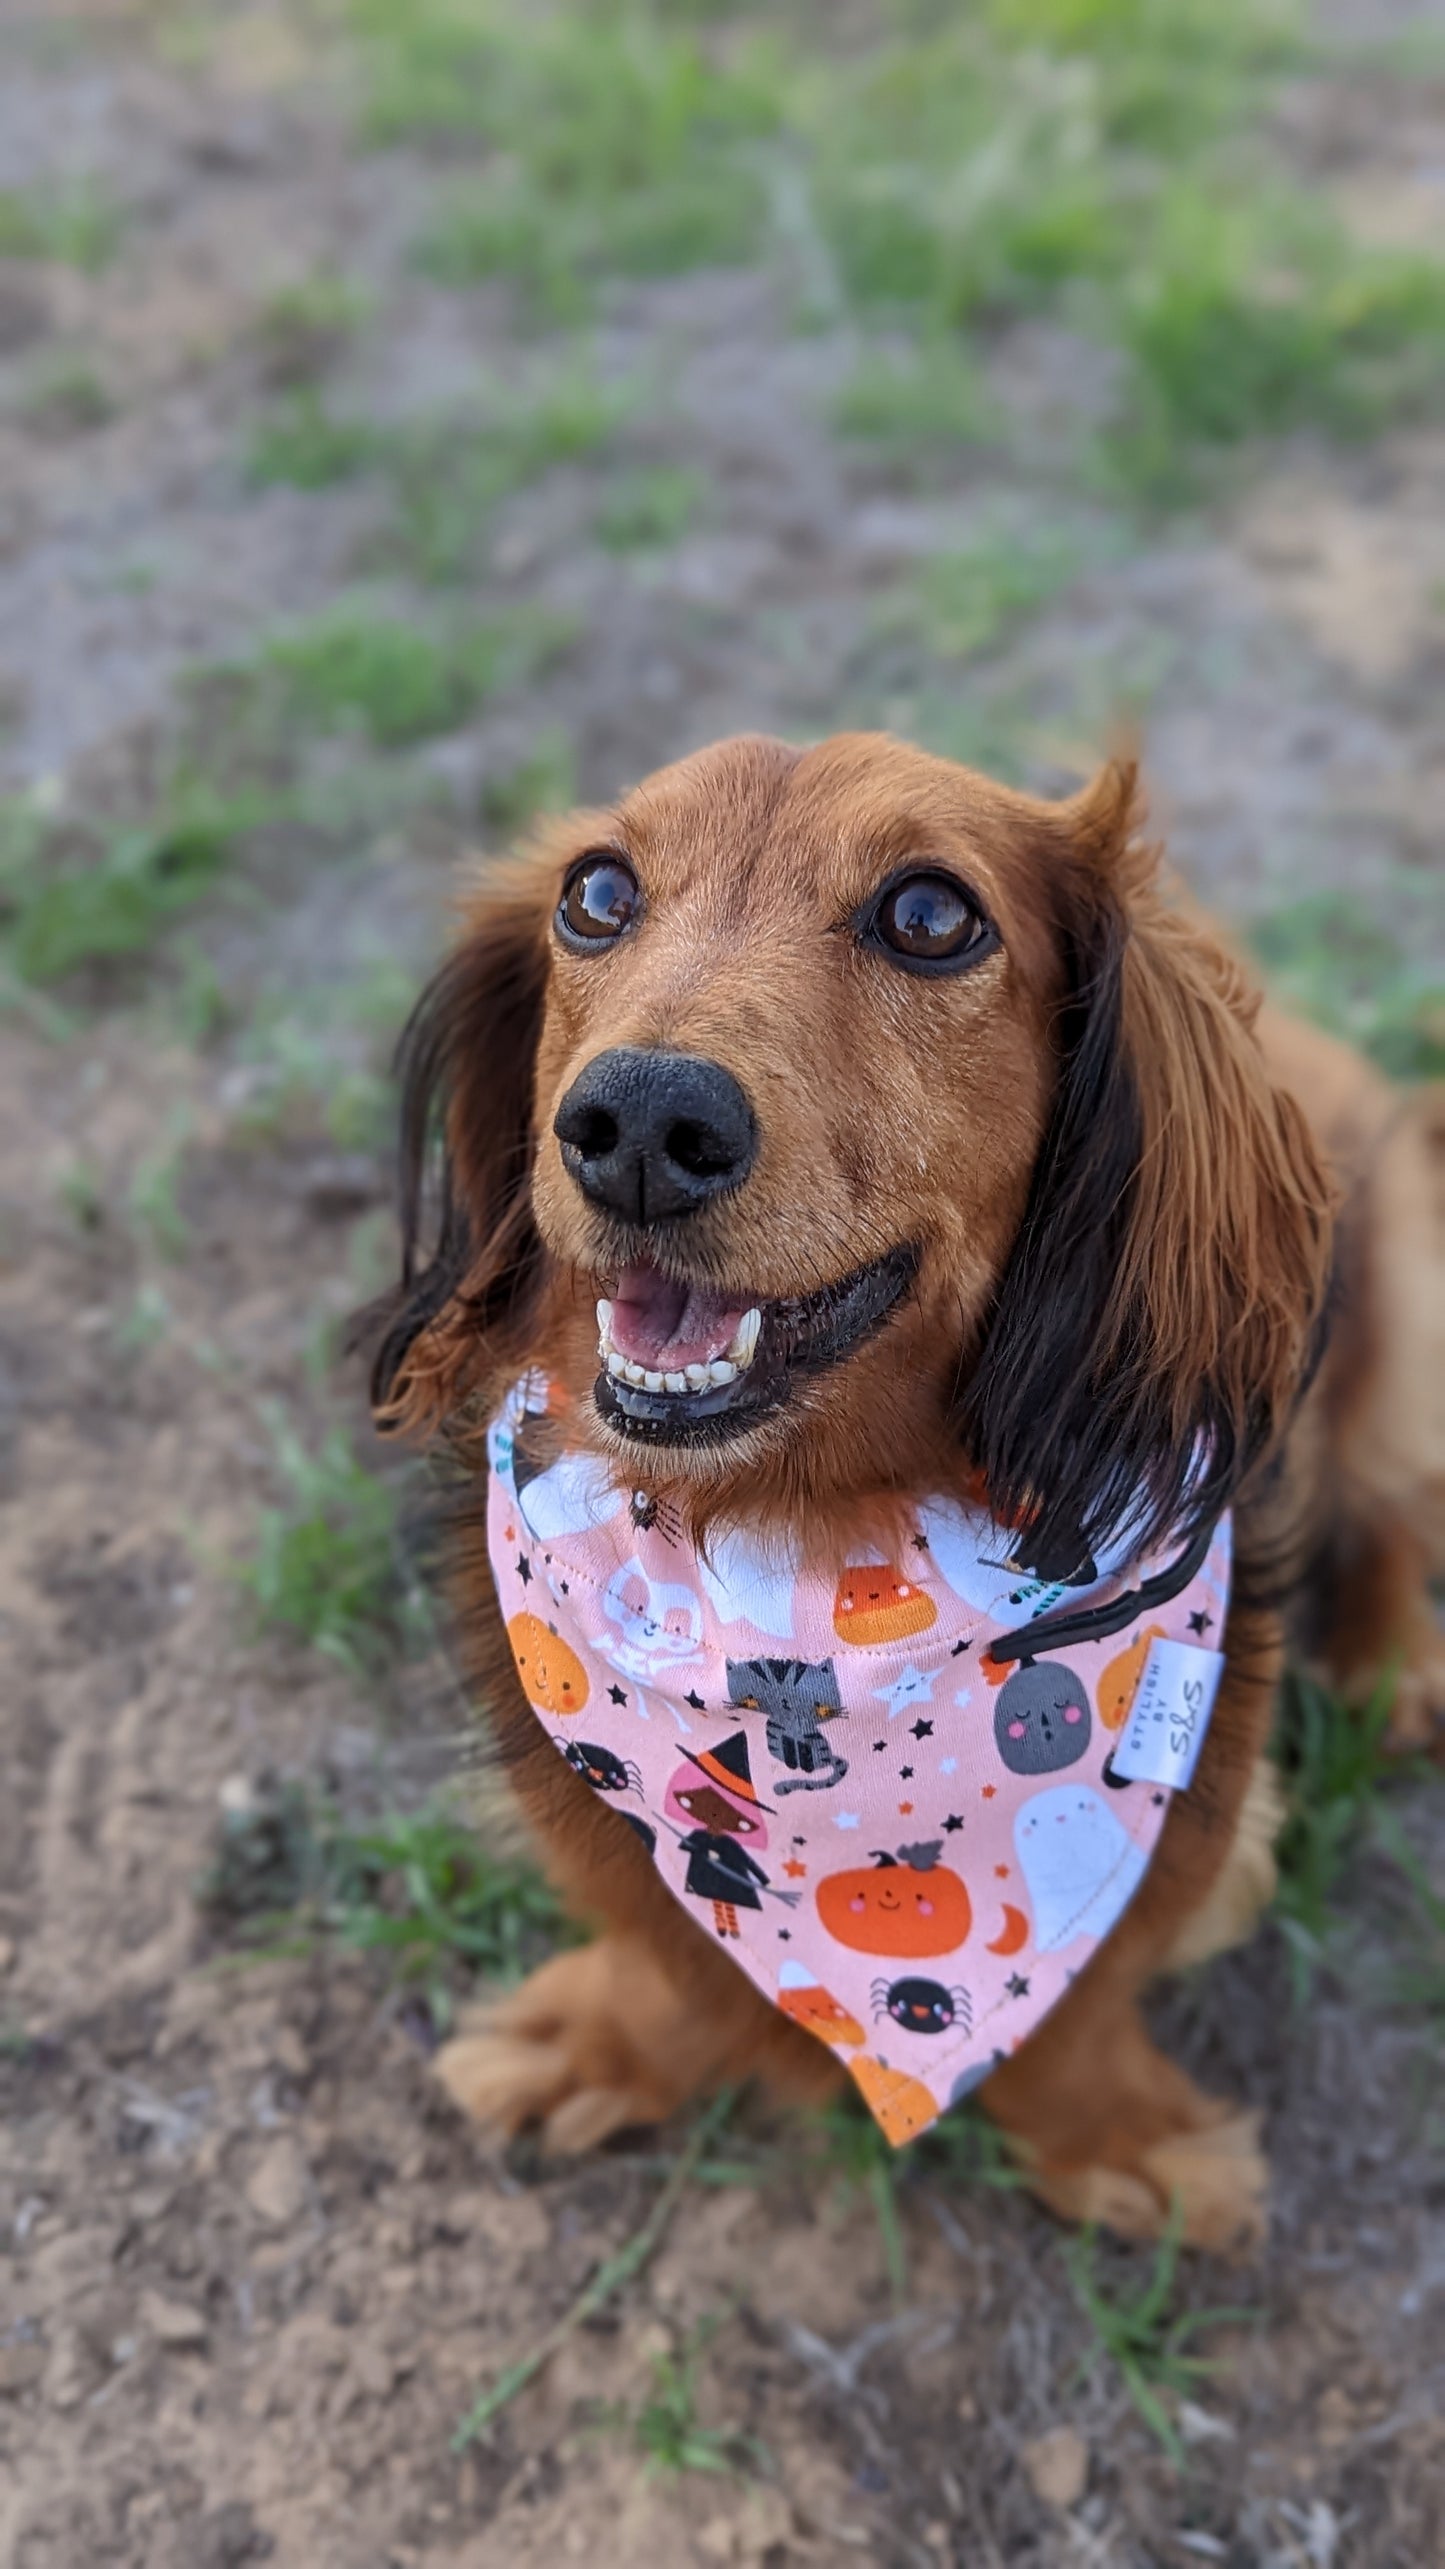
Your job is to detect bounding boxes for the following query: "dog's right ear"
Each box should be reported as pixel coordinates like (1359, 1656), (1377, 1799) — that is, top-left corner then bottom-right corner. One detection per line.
(368, 860), (553, 1439)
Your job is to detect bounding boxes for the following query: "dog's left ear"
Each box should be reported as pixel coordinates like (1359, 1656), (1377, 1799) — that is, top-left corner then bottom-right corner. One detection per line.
(961, 758), (1335, 1572)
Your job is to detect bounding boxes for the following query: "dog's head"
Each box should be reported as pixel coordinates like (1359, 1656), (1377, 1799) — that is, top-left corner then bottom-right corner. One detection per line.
(372, 733), (1332, 1568)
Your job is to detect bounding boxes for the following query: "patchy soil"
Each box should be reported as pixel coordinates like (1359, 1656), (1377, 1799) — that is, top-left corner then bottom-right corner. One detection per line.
(1, 8), (1444, 2568)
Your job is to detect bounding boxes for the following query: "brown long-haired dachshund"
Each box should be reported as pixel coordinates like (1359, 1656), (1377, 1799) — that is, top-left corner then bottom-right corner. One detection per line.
(371, 733), (1444, 2251)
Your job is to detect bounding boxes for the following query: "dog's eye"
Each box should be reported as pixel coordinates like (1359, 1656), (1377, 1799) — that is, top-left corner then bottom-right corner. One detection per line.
(557, 853), (640, 947)
(867, 871), (993, 972)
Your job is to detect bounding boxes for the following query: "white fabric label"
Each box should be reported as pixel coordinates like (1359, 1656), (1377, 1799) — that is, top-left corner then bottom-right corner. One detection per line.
(1110, 1638), (1223, 1792)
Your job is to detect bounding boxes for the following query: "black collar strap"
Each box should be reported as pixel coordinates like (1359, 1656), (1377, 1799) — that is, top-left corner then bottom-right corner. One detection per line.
(984, 1515), (1221, 1667)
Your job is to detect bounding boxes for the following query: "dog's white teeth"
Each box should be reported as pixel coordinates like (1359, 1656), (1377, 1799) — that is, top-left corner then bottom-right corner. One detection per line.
(606, 1351), (626, 1379)
(728, 1307), (762, 1367)
(684, 1363), (710, 1390)
(663, 1370), (688, 1394)
(707, 1358), (738, 1386)
(643, 1369), (665, 1393)
(620, 1358), (650, 1388)
(595, 1297), (614, 1353)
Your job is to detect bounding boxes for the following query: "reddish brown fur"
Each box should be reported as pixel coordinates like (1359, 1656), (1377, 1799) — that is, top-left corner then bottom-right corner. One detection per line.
(374, 732), (1443, 2247)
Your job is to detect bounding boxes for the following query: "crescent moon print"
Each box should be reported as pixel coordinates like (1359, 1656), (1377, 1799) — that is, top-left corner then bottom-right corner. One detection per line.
(985, 1902), (1029, 1956)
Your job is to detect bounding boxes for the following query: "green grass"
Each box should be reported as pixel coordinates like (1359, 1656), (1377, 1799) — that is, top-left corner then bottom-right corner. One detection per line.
(594, 464), (702, 552)
(379, 368), (633, 583)
(258, 601), (575, 746)
(366, 3), (780, 318)
(594, 2313), (763, 2481)
(230, 964), (413, 1152)
(0, 789), (260, 987)
(1066, 2208), (1256, 2462)
(1249, 890), (1445, 1081)
(234, 1409), (424, 1678)
(253, 272), (371, 385)
(1270, 1667), (1399, 1995)
(128, 1118), (192, 1261)
(18, 352), (115, 433)
(347, 2), (1445, 492)
(831, 339), (995, 455)
(200, 1777), (568, 2019)
(479, 726), (576, 835)
(246, 393), (379, 489)
(906, 517), (1093, 658)
(0, 178), (120, 270)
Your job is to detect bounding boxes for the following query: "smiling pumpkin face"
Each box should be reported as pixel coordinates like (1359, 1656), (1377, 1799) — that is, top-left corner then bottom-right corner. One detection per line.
(816, 1840), (972, 1957)
(506, 1612), (590, 1717)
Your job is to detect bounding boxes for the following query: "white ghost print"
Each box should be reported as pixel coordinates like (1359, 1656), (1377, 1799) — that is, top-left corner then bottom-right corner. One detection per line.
(1013, 1785), (1149, 1952)
(599, 1558), (706, 1683)
(915, 1497), (1011, 1611)
(696, 1527), (800, 1641)
(517, 1450), (625, 1543)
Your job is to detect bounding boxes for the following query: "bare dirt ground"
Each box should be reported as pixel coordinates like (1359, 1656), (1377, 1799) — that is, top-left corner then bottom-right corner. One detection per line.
(2, 7), (1444, 2566)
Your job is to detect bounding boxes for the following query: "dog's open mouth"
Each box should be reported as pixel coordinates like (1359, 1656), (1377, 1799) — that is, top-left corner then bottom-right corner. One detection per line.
(592, 1243), (919, 1445)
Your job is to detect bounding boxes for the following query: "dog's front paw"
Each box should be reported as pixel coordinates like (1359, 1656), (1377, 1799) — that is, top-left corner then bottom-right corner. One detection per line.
(435, 1941), (698, 2156)
(1024, 2108), (1268, 2254)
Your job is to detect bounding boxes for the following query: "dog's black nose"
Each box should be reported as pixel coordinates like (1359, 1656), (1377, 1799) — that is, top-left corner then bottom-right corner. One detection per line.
(553, 1047), (756, 1224)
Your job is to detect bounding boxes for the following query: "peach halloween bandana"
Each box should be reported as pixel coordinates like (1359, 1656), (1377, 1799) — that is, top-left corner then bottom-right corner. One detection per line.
(488, 1376), (1232, 2146)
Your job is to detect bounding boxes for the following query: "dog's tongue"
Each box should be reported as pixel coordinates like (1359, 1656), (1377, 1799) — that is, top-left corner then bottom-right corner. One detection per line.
(608, 1263), (753, 1368)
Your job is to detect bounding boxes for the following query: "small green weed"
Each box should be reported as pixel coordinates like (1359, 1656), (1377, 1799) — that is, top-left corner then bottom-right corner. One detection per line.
(254, 272), (371, 386)
(372, 6), (780, 315)
(259, 602), (574, 746)
(1271, 1666), (1397, 1993)
(906, 517), (1092, 658)
(594, 464), (702, 552)
(1249, 890), (1445, 1080)
(234, 1409), (422, 1678)
(58, 1156), (105, 1234)
(381, 369), (632, 583)
(200, 1774), (569, 2020)
(0, 178), (120, 270)
(831, 339), (994, 455)
(479, 726), (576, 836)
(0, 791), (259, 987)
(1372, 1803), (1445, 2025)
(327, 1805), (568, 2004)
(597, 2313), (763, 2481)
(1111, 190), (1445, 496)
(1066, 2209), (1256, 2463)
(18, 351), (115, 433)
(128, 1119), (192, 1261)
(246, 393), (379, 490)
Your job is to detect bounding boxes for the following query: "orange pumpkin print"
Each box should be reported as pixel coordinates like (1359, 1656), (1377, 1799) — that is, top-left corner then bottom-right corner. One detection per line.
(817, 1841), (972, 1957)
(1097, 1623), (1167, 1731)
(777, 1963), (864, 2049)
(833, 1563), (937, 1645)
(849, 2055), (939, 2146)
(507, 1611), (589, 1716)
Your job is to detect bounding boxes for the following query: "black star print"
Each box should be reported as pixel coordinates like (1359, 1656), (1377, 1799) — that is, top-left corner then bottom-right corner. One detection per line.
(516, 1554), (532, 1586)
(942, 1813), (964, 1833)
(910, 1717), (933, 1740)
(792, 1834), (806, 1846)
(1188, 1609), (1213, 1635)
(608, 1684), (627, 1705)
(873, 1740), (887, 1753)
(778, 1929), (791, 1941)
(950, 1639), (971, 1657)
(911, 1533), (929, 1552)
(900, 1766), (914, 1781)
(684, 1689), (706, 1711)
(1152, 1791), (1166, 1806)
(559, 1580), (569, 1595)
(1005, 1972), (1031, 1999)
